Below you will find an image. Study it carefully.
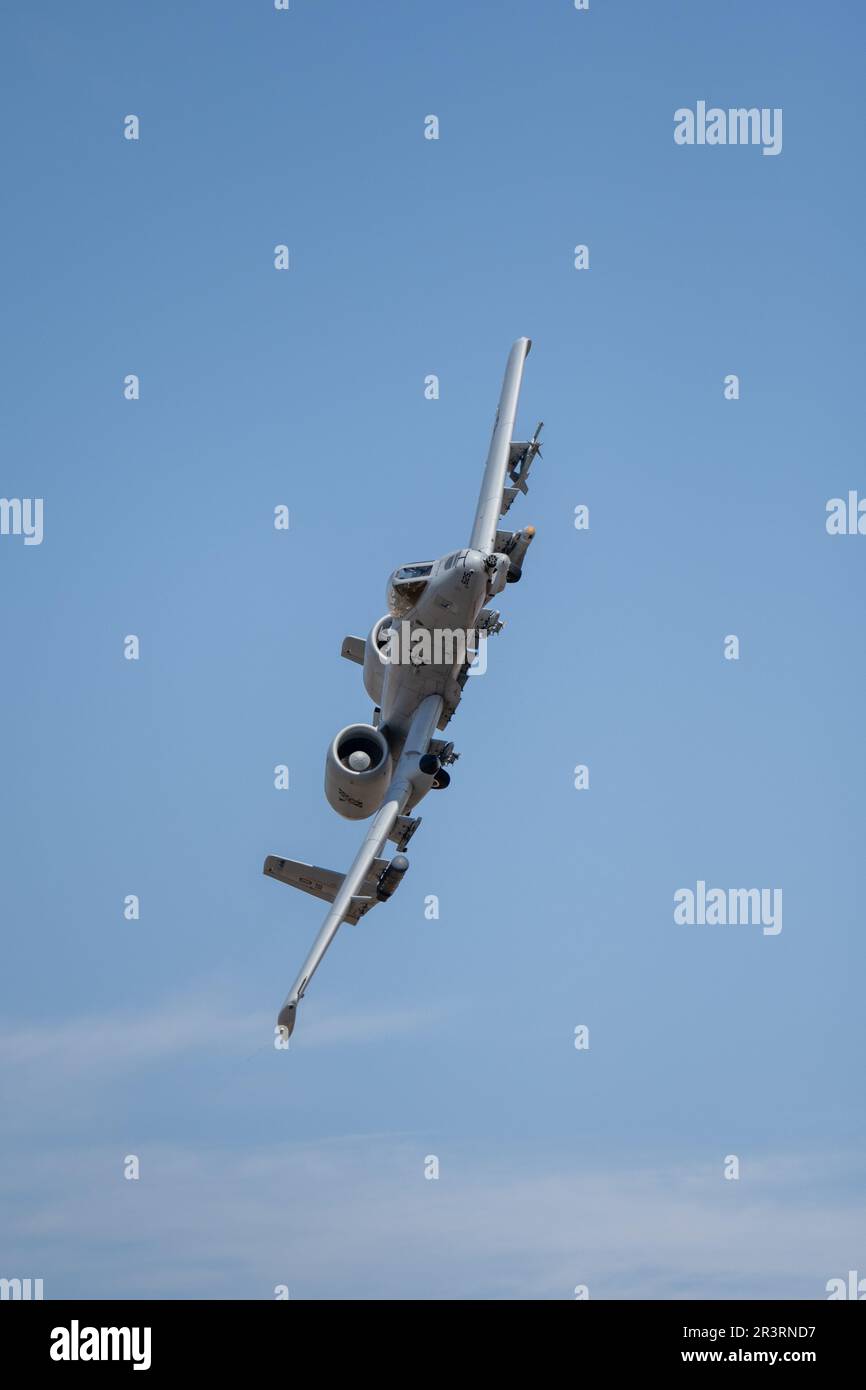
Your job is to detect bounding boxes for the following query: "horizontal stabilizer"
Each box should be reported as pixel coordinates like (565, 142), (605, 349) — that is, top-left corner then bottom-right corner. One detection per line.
(264, 854), (390, 923)
(341, 635), (366, 665)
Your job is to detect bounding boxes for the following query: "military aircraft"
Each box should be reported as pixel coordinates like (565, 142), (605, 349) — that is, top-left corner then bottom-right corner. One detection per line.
(264, 338), (542, 1038)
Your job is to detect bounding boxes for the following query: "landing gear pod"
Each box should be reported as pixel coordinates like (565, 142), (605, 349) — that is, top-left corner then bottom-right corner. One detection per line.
(376, 853), (409, 902)
(506, 525), (536, 580)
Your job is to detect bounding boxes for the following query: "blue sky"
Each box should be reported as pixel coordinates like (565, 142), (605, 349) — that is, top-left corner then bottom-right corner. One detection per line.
(1, 1), (864, 1299)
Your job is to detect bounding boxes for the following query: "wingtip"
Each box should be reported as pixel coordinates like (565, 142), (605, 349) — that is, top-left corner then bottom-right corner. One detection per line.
(277, 1000), (297, 1040)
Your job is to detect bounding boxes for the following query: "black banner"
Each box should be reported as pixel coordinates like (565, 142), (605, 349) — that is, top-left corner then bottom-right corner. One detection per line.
(2, 1298), (862, 1375)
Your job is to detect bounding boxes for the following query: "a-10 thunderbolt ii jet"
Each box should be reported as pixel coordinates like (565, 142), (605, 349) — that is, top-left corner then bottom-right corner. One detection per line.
(264, 338), (542, 1038)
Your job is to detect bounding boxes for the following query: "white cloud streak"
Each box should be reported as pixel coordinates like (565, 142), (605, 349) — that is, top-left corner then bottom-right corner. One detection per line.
(1, 1138), (862, 1300)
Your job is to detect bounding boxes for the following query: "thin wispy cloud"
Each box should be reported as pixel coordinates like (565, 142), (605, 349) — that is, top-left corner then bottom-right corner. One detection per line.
(1, 1139), (862, 1300)
(0, 986), (443, 1135)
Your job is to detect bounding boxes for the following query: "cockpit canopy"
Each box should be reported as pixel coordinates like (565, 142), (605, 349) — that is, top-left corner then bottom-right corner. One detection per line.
(387, 561), (433, 618)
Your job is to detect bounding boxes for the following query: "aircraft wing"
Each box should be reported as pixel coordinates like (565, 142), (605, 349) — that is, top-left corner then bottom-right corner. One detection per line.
(273, 693), (444, 1040)
(274, 798), (402, 1037)
(469, 337), (533, 553)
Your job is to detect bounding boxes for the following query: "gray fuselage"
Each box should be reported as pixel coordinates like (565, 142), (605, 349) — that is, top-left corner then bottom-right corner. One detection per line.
(364, 545), (509, 762)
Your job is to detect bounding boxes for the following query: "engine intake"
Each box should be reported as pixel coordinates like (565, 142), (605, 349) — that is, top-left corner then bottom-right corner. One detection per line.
(325, 723), (392, 820)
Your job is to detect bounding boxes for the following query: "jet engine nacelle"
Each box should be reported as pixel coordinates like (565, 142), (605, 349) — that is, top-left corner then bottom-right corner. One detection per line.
(325, 723), (393, 820)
